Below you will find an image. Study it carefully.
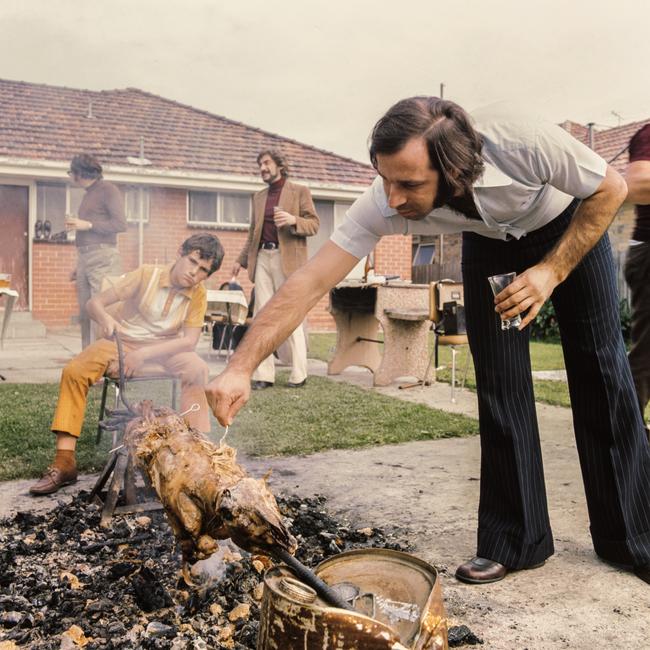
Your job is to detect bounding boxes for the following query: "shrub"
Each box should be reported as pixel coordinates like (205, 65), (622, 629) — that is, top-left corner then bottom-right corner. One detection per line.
(530, 300), (631, 343)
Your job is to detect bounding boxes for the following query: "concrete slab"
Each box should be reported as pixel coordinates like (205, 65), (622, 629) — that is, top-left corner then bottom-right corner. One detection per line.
(0, 327), (647, 649)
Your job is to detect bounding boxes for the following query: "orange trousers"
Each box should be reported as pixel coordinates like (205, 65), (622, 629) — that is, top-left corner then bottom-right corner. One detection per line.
(51, 339), (210, 437)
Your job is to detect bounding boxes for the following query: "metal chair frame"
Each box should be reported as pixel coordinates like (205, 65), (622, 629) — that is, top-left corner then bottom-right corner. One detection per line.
(423, 281), (471, 402)
(96, 373), (180, 446)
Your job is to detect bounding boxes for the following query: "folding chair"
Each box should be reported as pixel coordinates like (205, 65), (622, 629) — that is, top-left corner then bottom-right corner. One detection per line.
(206, 283), (249, 359)
(96, 363), (180, 446)
(423, 280), (471, 402)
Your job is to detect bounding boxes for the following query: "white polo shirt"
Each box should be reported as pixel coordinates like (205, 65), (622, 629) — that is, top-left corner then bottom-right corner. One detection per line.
(331, 102), (607, 260)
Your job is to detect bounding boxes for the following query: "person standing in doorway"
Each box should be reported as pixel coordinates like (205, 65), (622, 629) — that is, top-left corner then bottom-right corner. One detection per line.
(231, 149), (319, 389)
(66, 154), (127, 348)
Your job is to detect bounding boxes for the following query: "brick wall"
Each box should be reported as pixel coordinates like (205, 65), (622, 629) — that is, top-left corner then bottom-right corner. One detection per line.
(375, 234), (413, 281)
(31, 188), (415, 333)
(32, 242), (78, 326)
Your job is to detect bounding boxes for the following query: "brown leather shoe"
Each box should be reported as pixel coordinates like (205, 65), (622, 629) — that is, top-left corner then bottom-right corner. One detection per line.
(29, 466), (78, 496)
(455, 556), (508, 584)
(456, 556), (545, 584)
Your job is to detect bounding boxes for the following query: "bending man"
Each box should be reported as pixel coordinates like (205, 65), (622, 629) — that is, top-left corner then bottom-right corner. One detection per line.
(205, 98), (650, 586)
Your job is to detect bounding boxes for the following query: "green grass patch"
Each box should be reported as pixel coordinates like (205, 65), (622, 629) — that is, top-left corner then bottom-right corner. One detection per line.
(0, 374), (478, 481)
(0, 383), (110, 481)
(226, 372), (478, 456)
(309, 333), (569, 404)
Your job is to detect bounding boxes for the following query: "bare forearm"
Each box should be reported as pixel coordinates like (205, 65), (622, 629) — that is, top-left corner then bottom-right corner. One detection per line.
(86, 297), (110, 324)
(625, 162), (650, 205)
(542, 167), (627, 282)
(228, 271), (322, 375)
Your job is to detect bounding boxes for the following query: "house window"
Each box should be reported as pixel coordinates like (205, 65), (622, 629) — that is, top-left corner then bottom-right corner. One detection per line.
(36, 182), (135, 237)
(36, 183), (67, 235)
(188, 191), (251, 227)
(123, 186), (150, 223)
(413, 243), (436, 266)
(308, 199), (365, 278)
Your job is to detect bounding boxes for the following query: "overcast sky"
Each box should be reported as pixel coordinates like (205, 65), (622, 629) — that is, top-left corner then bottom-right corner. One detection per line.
(2, 0), (648, 163)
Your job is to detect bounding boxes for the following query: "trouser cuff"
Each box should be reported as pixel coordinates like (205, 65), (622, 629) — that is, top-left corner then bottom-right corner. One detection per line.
(477, 528), (554, 569)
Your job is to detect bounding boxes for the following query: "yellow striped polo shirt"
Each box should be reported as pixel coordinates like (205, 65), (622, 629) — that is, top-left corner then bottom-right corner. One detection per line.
(112, 264), (207, 342)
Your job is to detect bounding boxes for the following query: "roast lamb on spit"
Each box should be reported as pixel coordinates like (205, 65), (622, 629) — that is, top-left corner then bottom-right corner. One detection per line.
(123, 402), (297, 564)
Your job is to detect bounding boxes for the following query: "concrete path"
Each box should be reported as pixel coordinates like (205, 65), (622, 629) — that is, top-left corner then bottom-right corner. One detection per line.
(1, 328), (648, 649)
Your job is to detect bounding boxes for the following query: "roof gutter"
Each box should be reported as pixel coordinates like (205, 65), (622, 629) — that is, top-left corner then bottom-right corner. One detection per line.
(0, 157), (371, 201)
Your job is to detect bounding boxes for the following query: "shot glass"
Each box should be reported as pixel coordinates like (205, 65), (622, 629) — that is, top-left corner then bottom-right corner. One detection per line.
(488, 272), (522, 331)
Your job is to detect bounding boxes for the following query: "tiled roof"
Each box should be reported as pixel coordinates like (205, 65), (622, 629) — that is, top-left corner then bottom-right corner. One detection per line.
(0, 78), (376, 186)
(560, 118), (650, 173)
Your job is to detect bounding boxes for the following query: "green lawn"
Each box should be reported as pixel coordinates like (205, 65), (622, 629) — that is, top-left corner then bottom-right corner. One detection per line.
(3, 335), (643, 483)
(0, 383), (110, 481)
(0, 374), (478, 481)
(309, 332), (572, 407)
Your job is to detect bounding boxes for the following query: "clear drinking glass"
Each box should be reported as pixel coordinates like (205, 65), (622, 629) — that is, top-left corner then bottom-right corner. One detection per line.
(488, 272), (522, 331)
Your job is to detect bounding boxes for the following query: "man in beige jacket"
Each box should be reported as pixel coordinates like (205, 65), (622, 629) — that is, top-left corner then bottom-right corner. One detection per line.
(232, 149), (319, 389)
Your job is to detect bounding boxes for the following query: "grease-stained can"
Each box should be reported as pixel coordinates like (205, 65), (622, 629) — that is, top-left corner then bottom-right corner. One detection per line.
(257, 548), (448, 650)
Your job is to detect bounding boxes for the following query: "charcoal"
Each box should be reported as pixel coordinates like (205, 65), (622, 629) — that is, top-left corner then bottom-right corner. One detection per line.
(448, 623), (484, 646)
(131, 567), (171, 612)
(0, 489), (472, 648)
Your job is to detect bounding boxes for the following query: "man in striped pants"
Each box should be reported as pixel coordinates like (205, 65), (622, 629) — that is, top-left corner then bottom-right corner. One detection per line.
(206, 97), (650, 586)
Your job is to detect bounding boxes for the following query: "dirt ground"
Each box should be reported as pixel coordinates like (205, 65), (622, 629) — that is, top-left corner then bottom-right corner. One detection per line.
(1, 331), (649, 648)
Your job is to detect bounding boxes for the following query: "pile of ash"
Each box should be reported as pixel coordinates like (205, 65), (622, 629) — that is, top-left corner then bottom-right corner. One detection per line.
(0, 492), (418, 649)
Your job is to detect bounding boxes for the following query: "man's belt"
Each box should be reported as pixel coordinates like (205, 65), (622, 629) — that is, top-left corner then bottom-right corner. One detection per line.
(77, 243), (117, 253)
(260, 242), (279, 250)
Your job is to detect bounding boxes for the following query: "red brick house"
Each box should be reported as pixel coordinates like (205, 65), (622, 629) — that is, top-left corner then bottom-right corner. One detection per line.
(2, 77), (646, 337)
(0, 78), (417, 334)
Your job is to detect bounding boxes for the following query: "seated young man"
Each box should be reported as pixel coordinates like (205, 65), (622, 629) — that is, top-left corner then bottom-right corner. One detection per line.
(29, 233), (225, 496)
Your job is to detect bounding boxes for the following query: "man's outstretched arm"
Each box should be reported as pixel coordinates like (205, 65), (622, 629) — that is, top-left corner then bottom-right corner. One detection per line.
(205, 241), (359, 425)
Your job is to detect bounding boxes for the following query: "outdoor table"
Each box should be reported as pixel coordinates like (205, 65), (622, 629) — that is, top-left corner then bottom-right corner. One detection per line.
(328, 280), (431, 386)
(0, 287), (19, 349)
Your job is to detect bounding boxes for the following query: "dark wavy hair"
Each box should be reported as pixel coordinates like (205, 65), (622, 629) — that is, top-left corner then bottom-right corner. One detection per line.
(180, 234), (224, 276)
(256, 149), (289, 178)
(369, 97), (484, 204)
(69, 153), (103, 180)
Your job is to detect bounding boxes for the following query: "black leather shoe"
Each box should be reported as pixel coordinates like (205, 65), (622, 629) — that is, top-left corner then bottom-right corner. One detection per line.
(287, 379), (307, 388)
(635, 564), (650, 584)
(252, 381), (273, 390)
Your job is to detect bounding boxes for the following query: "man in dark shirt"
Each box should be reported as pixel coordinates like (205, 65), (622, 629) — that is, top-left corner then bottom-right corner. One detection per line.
(65, 154), (127, 348)
(624, 124), (650, 435)
(232, 149), (319, 389)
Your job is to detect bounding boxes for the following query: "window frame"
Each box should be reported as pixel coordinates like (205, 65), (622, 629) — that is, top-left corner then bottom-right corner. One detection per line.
(187, 190), (251, 229)
(413, 242), (436, 266)
(123, 186), (151, 224)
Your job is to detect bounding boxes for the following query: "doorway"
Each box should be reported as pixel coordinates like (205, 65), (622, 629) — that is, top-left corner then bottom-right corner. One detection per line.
(0, 185), (29, 310)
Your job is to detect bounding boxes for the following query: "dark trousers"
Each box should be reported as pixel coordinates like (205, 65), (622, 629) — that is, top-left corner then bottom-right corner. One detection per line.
(624, 241), (650, 420)
(462, 202), (650, 569)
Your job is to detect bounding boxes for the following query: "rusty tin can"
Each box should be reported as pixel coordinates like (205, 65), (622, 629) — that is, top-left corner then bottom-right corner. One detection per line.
(257, 548), (448, 650)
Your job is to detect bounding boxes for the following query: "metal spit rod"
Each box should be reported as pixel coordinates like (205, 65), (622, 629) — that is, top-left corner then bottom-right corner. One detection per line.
(272, 547), (354, 611)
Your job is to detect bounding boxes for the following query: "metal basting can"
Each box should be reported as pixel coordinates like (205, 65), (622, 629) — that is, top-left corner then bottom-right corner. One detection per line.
(257, 548), (448, 650)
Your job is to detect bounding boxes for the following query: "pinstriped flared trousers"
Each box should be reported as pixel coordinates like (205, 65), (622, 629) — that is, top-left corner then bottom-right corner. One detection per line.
(462, 201), (650, 569)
